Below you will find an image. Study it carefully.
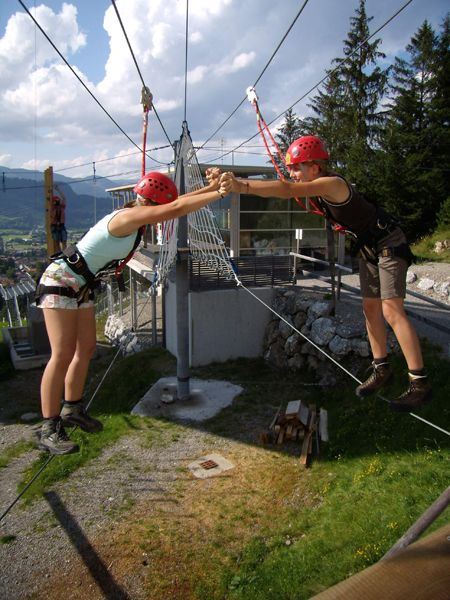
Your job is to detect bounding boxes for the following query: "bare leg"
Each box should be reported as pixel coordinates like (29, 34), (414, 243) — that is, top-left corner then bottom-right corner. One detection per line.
(41, 308), (78, 418)
(64, 307), (97, 401)
(382, 297), (424, 370)
(362, 297), (387, 359)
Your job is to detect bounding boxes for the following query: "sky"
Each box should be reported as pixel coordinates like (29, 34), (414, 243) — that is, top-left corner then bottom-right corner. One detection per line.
(0, 0), (448, 183)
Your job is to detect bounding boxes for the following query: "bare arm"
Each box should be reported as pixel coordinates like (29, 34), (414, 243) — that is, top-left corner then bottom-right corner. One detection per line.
(108, 185), (225, 237)
(220, 172), (350, 204)
(54, 184), (66, 207)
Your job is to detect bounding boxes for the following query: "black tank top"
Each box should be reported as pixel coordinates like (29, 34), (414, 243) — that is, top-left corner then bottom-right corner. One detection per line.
(320, 175), (377, 237)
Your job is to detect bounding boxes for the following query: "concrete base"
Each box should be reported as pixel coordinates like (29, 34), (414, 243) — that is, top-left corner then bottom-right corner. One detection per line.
(2, 327), (50, 371)
(131, 377), (243, 422)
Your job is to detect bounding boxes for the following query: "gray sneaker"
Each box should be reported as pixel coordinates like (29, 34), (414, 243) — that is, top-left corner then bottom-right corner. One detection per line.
(356, 362), (395, 398)
(39, 419), (80, 455)
(60, 402), (103, 433)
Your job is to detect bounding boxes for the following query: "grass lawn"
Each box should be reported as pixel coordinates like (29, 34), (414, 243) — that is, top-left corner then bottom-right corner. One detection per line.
(5, 333), (449, 599)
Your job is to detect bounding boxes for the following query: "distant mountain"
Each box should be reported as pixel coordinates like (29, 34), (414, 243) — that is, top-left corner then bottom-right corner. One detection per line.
(0, 166), (136, 231)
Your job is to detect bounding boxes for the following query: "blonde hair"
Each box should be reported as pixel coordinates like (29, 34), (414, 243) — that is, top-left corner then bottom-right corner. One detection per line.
(121, 194), (158, 209)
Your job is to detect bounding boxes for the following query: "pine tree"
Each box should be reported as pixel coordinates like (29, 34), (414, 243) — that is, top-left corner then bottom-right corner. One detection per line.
(382, 20), (442, 238)
(272, 108), (302, 178)
(306, 0), (389, 197)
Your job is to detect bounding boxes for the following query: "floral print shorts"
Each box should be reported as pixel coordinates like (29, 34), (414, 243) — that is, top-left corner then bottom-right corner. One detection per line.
(38, 261), (94, 310)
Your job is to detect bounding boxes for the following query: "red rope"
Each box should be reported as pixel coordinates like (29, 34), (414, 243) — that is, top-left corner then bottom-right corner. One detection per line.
(251, 100), (323, 215)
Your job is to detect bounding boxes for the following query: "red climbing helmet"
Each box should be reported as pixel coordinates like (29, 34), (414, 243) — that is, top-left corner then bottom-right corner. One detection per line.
(133, 172), (178, 204)
(286, 136), (329, 165)
(52, 196), (60, 205)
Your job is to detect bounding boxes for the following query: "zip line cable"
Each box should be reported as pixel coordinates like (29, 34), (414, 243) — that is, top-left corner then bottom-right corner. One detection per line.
(16, 0), (168, 166)
(184, 0), (189, 124)
(110, 0), (174, 150)
(205, 0), (415, 164)
(199, 0), (311, 151)
(0, 290), (154, 525)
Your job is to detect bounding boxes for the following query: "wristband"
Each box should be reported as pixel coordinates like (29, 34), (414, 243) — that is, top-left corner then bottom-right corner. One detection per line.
(217, 190), (224, 198)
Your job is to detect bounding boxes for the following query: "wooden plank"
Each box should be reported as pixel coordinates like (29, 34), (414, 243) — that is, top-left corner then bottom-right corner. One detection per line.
(300, 430), (312, 465)
(259, 432), (269, 445)
(269, 404), (282, 430)
(285, 400), (301, 417)
(319, 408), (329, 442)
(277, 429), (284, 445)
(307, 523), (450, 600)
(286, 424), (293, 439)
(291, 427), (297, 441)
(298, 402), (310, 426)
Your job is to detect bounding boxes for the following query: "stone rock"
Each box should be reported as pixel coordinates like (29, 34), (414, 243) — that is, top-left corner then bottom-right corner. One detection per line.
(279, 316), (294, 339)
(20, 412), (40, 422)
(406, 271), (417, 284)
(433, 282), (450, 297)
(301, 341), (325, 360)
(307, 301), (332, 320)
(351, 339), (371, 357)
(294, 311), (308, 329)
(418, 278), (435, 291)
(287, 353), (304, 372)
(273, 296), (288, 316)
(336, 324), (366, 339)
(285, 333), (302, 357)
(329, 335), (352, 356)
(309, 317), (336, 346)
(434, 241), (444, 253)
(266, 342), (288, 370)
(266, 320), (279, 345)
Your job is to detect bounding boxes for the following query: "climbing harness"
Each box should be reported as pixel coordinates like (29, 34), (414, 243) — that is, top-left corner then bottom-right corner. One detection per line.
(35, 227), (144, 305)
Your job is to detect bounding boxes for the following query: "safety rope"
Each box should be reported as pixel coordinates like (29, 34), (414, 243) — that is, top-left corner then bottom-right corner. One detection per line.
(246, 87), (322, 215)
(237, 282), (450, 438)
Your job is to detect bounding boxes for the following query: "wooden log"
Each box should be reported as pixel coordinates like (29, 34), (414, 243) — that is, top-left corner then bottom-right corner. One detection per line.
(277, 429), (284, 445)
(319, 408), (328, 442)
(259, 432), (270, 445)
(269, 404), (283, 430)
(300, 430), (312, 465)
(286, 424), (293, 439)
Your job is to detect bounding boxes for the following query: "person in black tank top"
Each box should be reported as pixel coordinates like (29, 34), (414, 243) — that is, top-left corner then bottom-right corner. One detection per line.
(220, 136), (433, 413)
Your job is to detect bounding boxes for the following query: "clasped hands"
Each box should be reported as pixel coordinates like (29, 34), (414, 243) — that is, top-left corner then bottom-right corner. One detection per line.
(205, 168), (239, 196)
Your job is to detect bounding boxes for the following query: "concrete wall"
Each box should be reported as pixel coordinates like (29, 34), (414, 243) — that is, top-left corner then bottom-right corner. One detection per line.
(165, 282), (275, 367)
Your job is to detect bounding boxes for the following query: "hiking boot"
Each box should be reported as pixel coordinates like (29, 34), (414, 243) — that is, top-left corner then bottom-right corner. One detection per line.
(389, 376), (433, 413)
(39, 418), (80, 455)
(60, 402), (103, 433)
(356, 362), (395, 398)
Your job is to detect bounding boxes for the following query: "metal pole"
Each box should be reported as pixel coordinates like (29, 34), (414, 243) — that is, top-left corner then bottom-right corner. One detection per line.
(382, 484), (450, 560)
(176, 162), (190, 400)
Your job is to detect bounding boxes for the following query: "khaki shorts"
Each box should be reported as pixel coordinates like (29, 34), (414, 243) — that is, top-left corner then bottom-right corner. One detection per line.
(38, 261), (93, 310)
(358, 227), (409, 300)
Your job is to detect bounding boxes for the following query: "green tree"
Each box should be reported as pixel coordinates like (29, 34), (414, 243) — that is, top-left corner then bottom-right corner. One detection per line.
(306, 0), (389, 197)
(381, 19), (445, 239)
(272, 108), (302, 178)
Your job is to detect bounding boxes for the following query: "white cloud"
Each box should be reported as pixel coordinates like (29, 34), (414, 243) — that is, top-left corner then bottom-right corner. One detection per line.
(0, 0), (448, 175)
(0, 154), (12, 167)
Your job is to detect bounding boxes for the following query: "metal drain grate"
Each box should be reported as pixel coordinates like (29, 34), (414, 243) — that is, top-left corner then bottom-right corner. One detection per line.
(199, 459), (219, 470)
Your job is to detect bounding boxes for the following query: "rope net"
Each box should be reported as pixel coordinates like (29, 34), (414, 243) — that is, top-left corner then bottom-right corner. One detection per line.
(177, 125), (238, 281)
